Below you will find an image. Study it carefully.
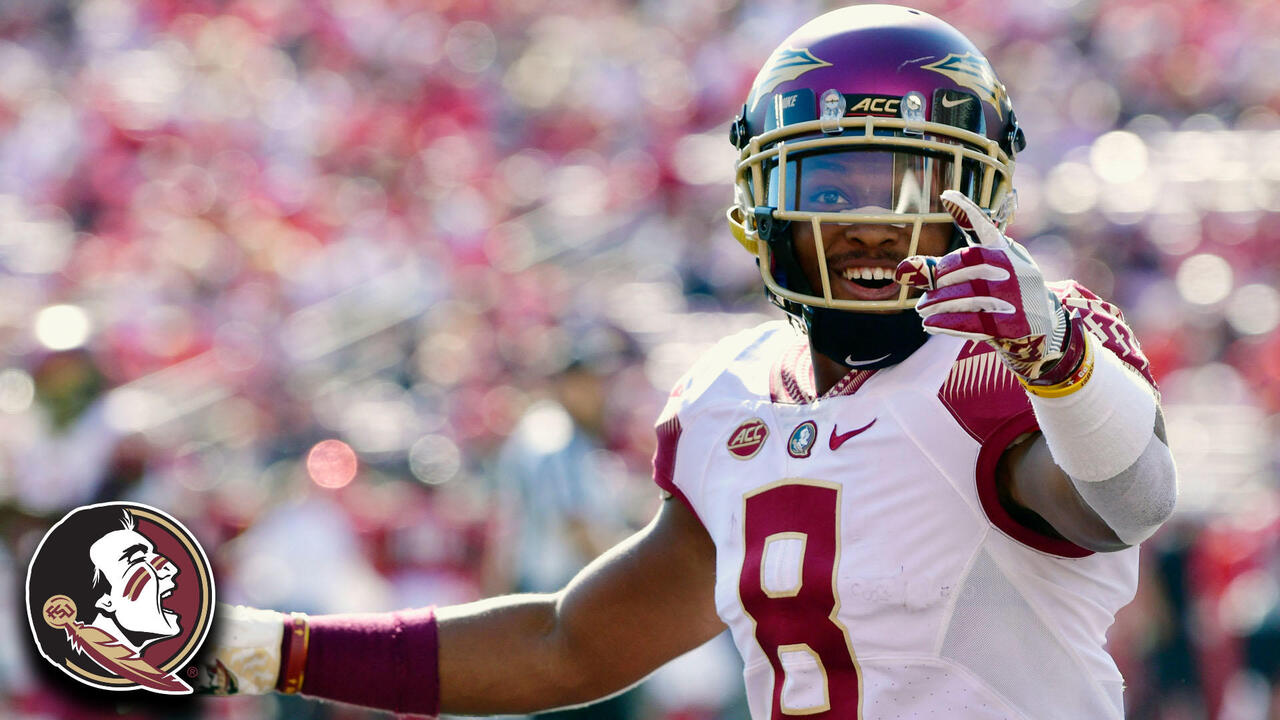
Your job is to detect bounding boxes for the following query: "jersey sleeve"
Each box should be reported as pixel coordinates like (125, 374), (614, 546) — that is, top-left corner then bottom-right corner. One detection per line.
(938, 281), (1155, 558)
(648, 322), (791, 529)
(652, 391), (702, 526)
(648, 334), (732, 529)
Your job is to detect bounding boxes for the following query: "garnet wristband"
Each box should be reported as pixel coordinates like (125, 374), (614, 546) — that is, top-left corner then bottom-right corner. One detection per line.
(1018, 309), (1091, 398)
(1019, 331), (1094, 399)
(276, 612), (310, 694)
(274, 607), (440, 716)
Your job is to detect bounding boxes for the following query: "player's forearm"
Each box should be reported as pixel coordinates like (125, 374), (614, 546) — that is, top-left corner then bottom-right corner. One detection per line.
(436, 593), (611, 714)
(298, 593), (613, 716)
(204, 595), (610, 717)
(438, 501), (724, 712)
(896, 191), (1177, 547)
(1066, 425), (1175, 545)
(201, 501), (720, 714)
(1025, 330), (1177, 546)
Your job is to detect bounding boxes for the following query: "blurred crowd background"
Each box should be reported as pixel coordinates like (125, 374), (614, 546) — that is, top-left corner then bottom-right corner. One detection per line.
(1, 0), (1278, 718)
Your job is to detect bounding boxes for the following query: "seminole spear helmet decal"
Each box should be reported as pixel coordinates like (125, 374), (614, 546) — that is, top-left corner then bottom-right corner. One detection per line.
(26, 502), (215, 694)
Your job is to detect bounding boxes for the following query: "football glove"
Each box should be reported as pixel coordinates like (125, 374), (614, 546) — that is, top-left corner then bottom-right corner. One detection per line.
(193, 603), (284, 696)
(894, 189), (1070, 381)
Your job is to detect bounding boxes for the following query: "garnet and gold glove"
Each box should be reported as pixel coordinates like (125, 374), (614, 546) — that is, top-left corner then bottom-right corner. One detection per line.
(895, 189), (1077, 384)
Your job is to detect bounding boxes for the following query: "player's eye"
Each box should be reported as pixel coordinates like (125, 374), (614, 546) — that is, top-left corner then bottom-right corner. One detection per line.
(807, 188), (852, 209)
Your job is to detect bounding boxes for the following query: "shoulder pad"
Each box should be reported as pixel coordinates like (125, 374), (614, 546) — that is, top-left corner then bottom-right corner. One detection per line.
(659, 321), (794, 421)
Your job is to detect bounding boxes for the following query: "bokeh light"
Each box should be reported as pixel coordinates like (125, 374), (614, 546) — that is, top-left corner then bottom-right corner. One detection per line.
(446, 21), (497, 74)
(1090, 131), (1148, 184)
(408, 434), (462, 485)
(0, 368), (34, 413)
(1219, 569), (1280, 635)
(34, 304), (91, 350)
(1226, 284), (1280, 335)
(673, 133), (737, 185)
(1043, 162), (1098, 215)
(307, 439), (359, 489)
(1175, 253), (1234, 305)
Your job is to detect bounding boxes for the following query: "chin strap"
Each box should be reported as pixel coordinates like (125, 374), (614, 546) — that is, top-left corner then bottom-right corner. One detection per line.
(804, 306), (929, 370)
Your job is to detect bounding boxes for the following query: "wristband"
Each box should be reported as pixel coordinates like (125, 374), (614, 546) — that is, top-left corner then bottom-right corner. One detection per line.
(300, 607), (439, 716)
(277, 612), (310, 694)
(1020, 333), (1094, 398)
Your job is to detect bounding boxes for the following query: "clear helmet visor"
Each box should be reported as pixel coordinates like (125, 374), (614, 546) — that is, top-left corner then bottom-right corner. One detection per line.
(764, 146), (982, 216)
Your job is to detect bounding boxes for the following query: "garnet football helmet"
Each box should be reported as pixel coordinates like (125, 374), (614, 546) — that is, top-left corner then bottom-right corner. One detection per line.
(727, 4), (1025, 358)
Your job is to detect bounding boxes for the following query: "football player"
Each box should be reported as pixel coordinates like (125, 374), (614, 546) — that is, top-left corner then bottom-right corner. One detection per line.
(201, 6), (1176, 719)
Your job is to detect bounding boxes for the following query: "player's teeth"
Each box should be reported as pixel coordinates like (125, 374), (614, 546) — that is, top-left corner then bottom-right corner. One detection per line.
(840, 267), (888, 281)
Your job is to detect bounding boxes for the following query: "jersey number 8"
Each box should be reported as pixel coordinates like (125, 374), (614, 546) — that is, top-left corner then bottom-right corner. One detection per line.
(739, 480), (862, 718)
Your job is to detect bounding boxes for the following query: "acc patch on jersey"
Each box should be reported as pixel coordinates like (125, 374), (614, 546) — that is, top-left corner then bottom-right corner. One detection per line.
(787, 421), (818, 458)
(728, 418), (770, 459)
(26, 502), (215, 694)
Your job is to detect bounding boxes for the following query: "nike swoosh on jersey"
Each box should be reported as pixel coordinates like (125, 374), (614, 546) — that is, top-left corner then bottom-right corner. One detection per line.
(940, 96), (971, 108)
(829, 418), (877, 450)
(844, 353), (891, 367)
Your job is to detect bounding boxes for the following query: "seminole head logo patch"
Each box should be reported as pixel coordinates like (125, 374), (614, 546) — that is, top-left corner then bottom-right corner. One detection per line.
(26, 502), (215, 694)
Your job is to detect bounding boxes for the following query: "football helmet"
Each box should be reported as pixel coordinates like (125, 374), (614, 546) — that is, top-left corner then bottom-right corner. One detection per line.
(726, 5), (1026, 368)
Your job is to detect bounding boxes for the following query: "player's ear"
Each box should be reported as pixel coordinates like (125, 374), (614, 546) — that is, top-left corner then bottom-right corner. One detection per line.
(96, 594), (114, 612)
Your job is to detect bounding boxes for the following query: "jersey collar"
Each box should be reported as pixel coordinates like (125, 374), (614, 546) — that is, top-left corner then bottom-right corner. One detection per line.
(770, 338), (878, 404)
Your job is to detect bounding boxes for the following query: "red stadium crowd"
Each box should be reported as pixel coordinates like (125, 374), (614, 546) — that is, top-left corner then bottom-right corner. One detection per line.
(1, 0), (1280, 718)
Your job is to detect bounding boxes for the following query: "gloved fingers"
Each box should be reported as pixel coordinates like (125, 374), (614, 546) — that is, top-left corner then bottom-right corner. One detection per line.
(894, 255), (937, 290)
(916, 293), (1018, 316)
(932, 261), (1011, 287)
(919, 313), (1000, 340)
(927, 245), (1013, 282)
(898, 248), (1013, 291)
(940, 189), (1008, 250)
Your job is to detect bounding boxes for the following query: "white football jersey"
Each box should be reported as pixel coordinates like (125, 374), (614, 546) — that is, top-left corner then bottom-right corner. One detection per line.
(652, 282), (1156, 720)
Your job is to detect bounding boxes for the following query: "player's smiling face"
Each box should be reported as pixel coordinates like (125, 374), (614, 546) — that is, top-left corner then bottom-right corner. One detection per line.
(786, 151), (953, 303)
(793, 218), (951, 303)
(89, 528), (181, 638)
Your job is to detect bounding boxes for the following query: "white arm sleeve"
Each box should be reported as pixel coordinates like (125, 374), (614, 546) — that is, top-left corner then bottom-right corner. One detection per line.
(1028, 334), (1178, 545)
(1069, 430), (1177, 545)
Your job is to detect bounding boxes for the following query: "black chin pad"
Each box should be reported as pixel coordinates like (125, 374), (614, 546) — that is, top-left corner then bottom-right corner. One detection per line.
(805, 307), (929, 370)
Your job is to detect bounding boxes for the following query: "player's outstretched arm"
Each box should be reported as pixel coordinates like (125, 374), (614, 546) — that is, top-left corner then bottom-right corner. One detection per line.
(896, 190), (1177, 552)
(200, 496), (724, 716)
(438, 495), (722, 713)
